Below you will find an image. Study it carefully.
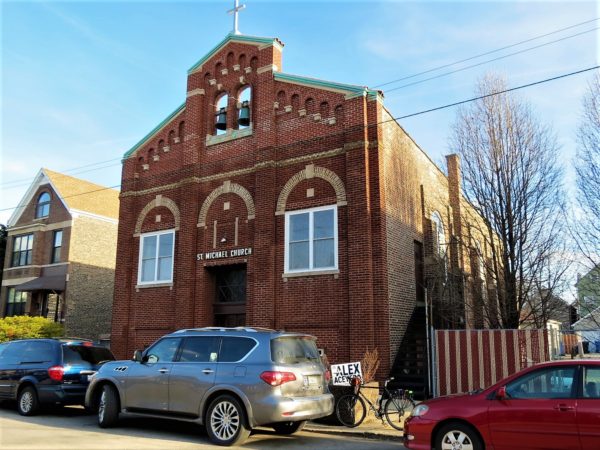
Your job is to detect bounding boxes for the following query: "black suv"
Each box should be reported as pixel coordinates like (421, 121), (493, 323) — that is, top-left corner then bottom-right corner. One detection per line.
(0, 338), (114, 415)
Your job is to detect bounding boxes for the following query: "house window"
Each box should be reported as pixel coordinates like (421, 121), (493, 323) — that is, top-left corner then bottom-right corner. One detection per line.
(284, 205), (337, 273)
(138, 230), (175, 284)
(11, 234), (33, 267)
(36, 192), (51, 218)
(51, 230), (63, 264)
(5, 288), (28, 317)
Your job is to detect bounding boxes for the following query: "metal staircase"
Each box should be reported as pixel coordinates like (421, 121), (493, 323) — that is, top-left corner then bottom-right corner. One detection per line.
(389, 306), (430, 400)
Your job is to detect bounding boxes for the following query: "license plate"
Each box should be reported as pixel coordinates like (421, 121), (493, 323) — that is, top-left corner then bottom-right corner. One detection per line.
(303, 375), (320, 388)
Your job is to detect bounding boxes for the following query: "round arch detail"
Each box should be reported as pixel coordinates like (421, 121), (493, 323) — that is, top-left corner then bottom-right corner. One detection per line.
(134, 195), (181, 236)
(197, 180), (255, 227)
(275, 164), (347, 215)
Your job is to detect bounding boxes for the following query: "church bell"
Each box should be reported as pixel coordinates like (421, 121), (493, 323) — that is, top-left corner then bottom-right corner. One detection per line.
(238, 101), (250, 127)
(215, 107), (227, 131)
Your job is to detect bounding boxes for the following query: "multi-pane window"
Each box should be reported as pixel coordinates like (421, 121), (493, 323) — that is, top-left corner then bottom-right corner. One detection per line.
(138, 230), (175, 284)
(5, 288), (28, 316)
(11, 234), (33, 267)
(51, 230), (63, 263)
(284, 206), (337, 273)
(36, 192), (51, 218)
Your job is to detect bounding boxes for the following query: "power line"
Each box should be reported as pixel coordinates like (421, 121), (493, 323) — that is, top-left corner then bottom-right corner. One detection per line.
(1, 64), (597, 216)
(1, 157), (122, 188)
(392, 65), (600, 120)
(0, 184), (122, 215)
(385, 27), (598, 93)
(375, 17), (599, 88)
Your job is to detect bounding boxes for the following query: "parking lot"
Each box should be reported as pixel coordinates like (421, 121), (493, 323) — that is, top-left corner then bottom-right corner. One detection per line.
(0, 404), (400, 450)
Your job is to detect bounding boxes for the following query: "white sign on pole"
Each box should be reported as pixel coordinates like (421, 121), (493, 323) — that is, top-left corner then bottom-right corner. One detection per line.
(331, 362), (363, 386)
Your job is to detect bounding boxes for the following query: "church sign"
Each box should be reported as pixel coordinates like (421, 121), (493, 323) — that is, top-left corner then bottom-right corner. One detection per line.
(196, 247), (253, 261)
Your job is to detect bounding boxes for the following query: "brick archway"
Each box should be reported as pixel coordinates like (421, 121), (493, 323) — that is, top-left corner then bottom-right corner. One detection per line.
(275, 164), (347, 215)
(134, 195), (181, 236)
(197, 180), (255, 227)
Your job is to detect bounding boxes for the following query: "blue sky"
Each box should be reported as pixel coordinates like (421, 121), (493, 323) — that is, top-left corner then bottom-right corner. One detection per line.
(1, 0), (598, 230)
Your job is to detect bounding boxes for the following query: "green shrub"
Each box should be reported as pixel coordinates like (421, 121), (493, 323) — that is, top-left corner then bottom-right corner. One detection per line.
(0, 316), (64, 342)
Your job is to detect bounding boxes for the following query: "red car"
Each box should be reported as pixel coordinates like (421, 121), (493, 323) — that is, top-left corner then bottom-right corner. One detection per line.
(404, 359), (600, 450)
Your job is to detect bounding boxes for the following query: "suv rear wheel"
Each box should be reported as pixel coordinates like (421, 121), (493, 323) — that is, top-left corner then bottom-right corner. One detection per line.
(272, 420), (306, 435)
(206, 395), (251, 446)
(17, 386), (39, 416)
(98, 385), (120, 428)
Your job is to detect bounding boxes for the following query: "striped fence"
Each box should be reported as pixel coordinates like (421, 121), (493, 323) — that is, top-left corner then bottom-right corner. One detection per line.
(433, 329), (550, 397)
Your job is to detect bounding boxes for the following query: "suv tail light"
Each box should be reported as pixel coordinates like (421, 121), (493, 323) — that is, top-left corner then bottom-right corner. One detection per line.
(260, 371), (296, 386)
(48, 365), (64, 382)
(325, 369), (331, 382)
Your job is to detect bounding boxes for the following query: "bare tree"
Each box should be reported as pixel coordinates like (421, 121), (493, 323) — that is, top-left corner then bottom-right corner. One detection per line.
(450, 74), (566, 329)
(574, 73), (600, 325)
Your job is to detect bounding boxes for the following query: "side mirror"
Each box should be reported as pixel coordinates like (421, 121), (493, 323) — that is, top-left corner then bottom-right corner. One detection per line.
(132, 349), (144, 362)
(496, 386), (507, 400)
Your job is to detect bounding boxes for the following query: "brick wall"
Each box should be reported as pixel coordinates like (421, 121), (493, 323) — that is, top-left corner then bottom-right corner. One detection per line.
(66, 215), (117, 340)
(111, 36), (492, 382)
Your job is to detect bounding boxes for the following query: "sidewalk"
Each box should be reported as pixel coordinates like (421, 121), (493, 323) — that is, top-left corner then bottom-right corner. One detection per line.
(305, 420), (404, 442)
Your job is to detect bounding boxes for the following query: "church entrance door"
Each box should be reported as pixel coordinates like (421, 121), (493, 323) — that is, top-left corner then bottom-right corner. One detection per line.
(212, 264), (246, 327)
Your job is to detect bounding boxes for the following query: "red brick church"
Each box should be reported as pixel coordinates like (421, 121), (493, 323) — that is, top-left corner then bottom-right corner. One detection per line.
(111, 26), (491, 393)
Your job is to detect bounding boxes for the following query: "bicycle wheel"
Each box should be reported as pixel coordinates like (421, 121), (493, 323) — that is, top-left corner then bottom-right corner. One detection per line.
(384, 395), (416, 430)
(335, 394), (366, 428)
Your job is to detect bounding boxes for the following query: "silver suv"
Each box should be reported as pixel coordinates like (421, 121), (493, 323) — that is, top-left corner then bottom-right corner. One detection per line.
(85, 327), (333, 446)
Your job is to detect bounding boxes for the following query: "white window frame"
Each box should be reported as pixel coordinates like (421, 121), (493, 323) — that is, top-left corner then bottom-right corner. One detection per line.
(284, 205), (338, 275)
(137, 229), (175, 285)
(431, 211), (446, 257)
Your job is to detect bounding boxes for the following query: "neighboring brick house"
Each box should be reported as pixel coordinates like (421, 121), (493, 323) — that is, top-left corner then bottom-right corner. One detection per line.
(111, 33), (493, 390)
(1, 169), (119, 341)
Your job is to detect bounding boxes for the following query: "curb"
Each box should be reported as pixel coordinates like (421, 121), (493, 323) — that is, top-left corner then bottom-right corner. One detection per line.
(304, 424), (404, 442)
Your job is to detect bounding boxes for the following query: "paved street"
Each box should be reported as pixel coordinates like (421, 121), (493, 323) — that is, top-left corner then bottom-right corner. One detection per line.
(0, 404), (400, 450)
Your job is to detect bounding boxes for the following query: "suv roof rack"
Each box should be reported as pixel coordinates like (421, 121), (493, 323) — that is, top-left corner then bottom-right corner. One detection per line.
(173, 326), (278, 334)
(57, 337), (95, 342)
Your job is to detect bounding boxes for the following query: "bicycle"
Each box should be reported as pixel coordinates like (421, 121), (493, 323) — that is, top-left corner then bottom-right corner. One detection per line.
(335, 376), (416, 430)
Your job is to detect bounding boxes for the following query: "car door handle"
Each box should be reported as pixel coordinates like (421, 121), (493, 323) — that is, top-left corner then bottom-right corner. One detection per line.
(553, 404), (575, 411)
(158, 368), (169, 374)
(202, 369), (214, 375)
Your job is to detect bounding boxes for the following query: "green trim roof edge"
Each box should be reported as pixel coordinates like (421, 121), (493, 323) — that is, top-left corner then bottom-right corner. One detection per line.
(123, 103), (186, 159)
(188, 33), (280, 75)
(274, 72), (380, 99)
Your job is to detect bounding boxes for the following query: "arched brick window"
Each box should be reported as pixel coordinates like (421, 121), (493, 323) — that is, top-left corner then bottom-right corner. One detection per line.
(227, 52), (235, 68)
(239, 54), (247, 68)
(320, 101), (330, 117)
(168, 130), (176, 145)
(250, 56), (258, 71)
(36, 192), (51, 218)
(431, 211), (446, 257)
